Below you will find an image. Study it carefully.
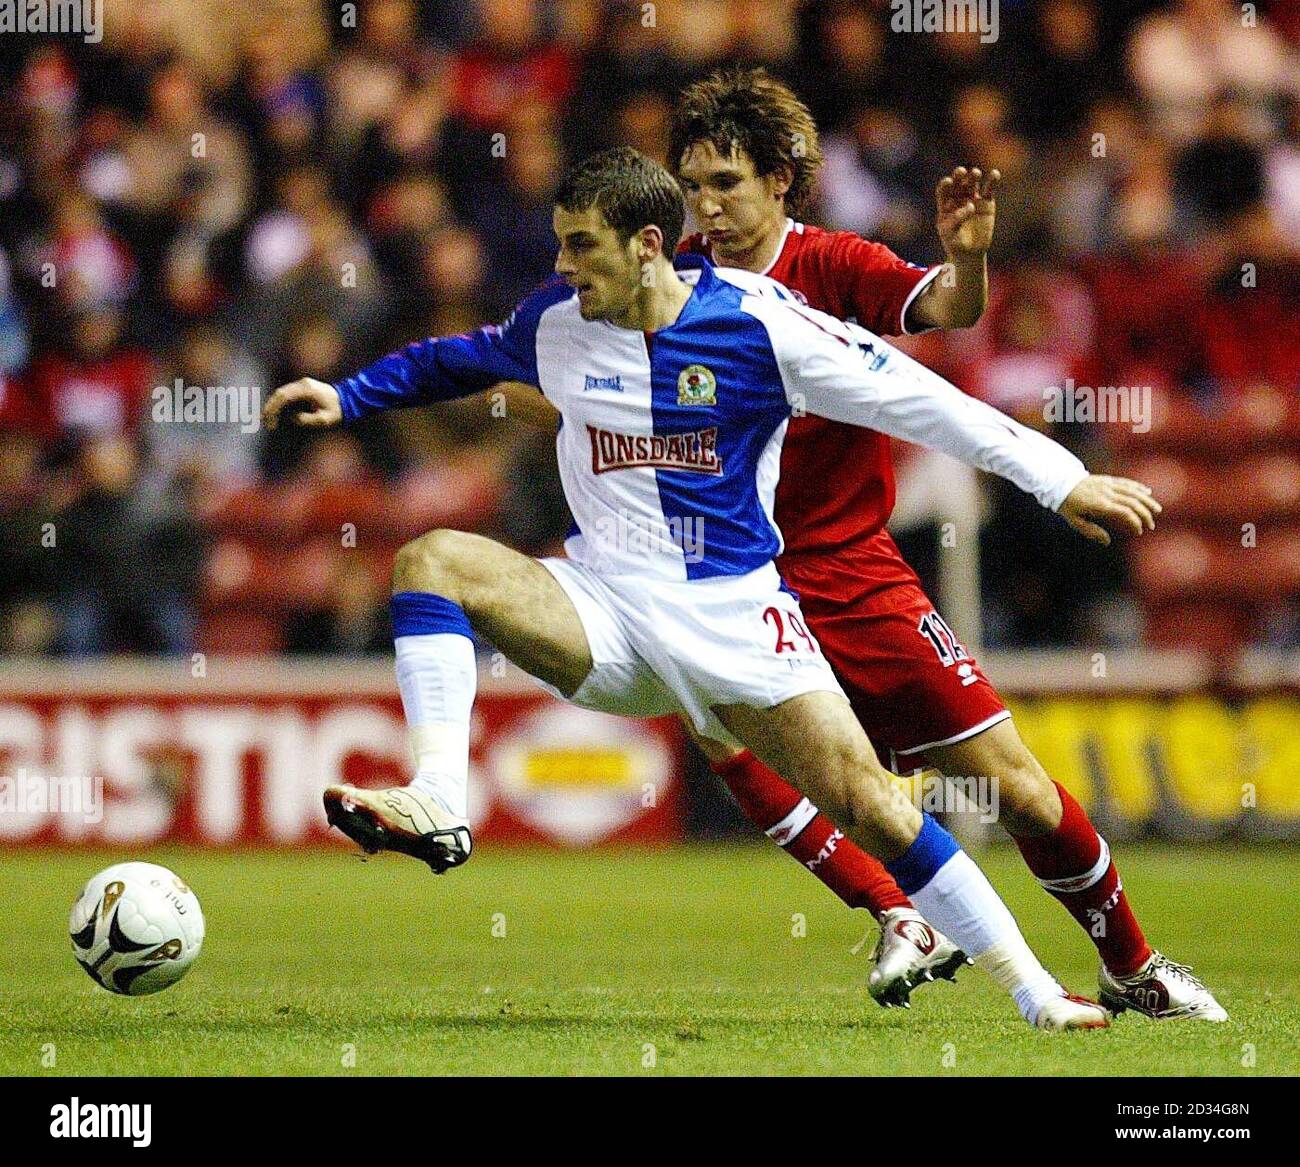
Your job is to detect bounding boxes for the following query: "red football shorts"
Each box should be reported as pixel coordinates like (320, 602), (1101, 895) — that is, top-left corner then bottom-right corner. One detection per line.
(779, 532), (1009, 771)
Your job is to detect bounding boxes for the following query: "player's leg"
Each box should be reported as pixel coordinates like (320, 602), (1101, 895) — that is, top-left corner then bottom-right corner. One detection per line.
(688, 718), (910, 912)
(849, 552), (1224, 1021)
(925, 718), (1227, 1021)
(696, 555), (992, 1000)
(793, 561), (1217, 1019)
(712, 692), (1108, 1030)
(923, 719), (1147, 970)
(684, 717), (966, 1005)
(324, 528), (596, 872)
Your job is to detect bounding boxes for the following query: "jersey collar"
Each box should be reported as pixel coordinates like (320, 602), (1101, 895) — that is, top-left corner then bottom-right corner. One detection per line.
(673, 251), (714, 275)
(668, 252), (716, 328)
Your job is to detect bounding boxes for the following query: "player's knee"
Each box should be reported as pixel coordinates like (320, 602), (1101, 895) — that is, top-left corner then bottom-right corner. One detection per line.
(687, 720), (741, 766)
(831, 773), (916, 858)
(837, 784), (884, 834)
(393, 529), (475, 598)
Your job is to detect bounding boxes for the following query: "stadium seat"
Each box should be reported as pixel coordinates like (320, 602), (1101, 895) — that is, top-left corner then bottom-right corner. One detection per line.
(1106, 385), (1298, 456)
(1130, 530), (1295, 602)
(1127, 453), (1300, 522)
(196, 610), (285, 654)
(393, 464), (501, 539)
(1255, 529), (1300, 590)
(1132, 523), (1300, 659)
(202, 539), (296, 612)
(1242, 455), (1300, 517)
(1143, 599), (1249, 655)
(1131, 530), (1213, 600)
(300, 481), (396, 540)
(365, 544), (406, 589)
(286, 538), (348, 608)
(201, 483), (302, 542)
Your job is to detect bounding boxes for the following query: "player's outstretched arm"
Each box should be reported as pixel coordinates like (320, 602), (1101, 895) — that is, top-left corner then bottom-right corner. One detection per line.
(753, 296), (1161, 539)
(262, 376), (556, 433)
(330, 327), (539, 423)
(1059, 474), (1161, 545)
(267, 281), (566, 429)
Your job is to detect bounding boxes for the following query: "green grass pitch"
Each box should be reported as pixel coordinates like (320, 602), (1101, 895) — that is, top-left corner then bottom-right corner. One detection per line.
(2, 843), (1296, 1076)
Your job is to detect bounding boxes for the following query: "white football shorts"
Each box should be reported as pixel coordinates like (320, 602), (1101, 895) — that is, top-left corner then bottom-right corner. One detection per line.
(535, 557), (846, 744)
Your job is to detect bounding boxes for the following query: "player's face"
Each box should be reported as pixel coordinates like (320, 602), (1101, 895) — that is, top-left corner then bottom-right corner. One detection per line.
(677, 141), (789, 261)
(553, 205), (643, 321)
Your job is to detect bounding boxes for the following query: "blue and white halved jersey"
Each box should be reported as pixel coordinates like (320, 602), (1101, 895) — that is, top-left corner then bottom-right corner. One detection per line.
(335, 255), (1087, 582)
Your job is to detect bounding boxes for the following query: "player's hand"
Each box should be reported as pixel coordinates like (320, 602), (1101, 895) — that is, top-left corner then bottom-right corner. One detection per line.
(262, 378), (342, 431)
(1059, 475), (1162, 546)
(936, 166), (999, 257)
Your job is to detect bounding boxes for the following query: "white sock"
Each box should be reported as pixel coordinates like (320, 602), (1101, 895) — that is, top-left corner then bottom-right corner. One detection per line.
(908, 851), (1064, 1024)
(975, 940), (1067, 1026)
(394, 632), (476, 820)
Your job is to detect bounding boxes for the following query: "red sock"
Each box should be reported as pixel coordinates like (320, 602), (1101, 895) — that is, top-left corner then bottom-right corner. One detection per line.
(1012, 781), (1152, 976)
(711, 750), (911, 915)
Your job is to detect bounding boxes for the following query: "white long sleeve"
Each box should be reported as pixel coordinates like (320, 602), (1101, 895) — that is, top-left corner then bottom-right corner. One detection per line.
(742, 293), (1088, 512)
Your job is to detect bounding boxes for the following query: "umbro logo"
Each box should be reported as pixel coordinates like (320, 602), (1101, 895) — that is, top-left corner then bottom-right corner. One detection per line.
(855, 340), (888, 372)
(584, 374), (623, 392)
(895, 918), (937, 955)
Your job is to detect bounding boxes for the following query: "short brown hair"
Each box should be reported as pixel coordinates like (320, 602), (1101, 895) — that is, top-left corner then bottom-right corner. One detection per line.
(555, 146), (686, 254)
(668, 67), (823, 217)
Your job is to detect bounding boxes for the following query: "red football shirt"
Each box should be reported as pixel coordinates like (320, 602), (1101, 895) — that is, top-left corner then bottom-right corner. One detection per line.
(680, 220), (938, 564)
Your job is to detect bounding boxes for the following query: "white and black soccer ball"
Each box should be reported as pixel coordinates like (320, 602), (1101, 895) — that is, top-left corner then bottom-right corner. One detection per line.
(68, 862), (205, 996)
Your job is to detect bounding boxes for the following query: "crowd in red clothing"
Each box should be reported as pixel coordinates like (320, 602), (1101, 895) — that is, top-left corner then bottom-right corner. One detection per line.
(0, 0), (1298, 657)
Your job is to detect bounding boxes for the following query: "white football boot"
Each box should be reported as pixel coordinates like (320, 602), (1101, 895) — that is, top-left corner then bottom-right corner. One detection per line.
(323, 784), (472, 874)
(1035, 991), (1111, 1031)
(1098, 952), (1228, 1022)
(862, 907), (972, 1007)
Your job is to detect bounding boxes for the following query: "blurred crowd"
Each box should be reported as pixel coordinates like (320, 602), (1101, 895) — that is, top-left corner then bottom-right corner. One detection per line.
(1, 0), (1298, 658)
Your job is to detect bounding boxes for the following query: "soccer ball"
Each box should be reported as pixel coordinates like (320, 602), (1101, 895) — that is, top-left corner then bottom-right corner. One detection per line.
(68, 862), (204, 996)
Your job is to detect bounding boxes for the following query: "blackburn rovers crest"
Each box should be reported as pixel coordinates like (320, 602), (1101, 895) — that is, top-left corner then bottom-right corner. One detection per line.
(677, 364), (717, 406)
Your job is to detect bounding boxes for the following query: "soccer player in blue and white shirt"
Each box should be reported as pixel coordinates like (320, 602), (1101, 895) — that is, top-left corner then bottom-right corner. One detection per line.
(265, 148), (1148, 1030)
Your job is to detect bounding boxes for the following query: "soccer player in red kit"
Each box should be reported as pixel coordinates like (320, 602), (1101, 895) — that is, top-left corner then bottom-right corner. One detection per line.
(668, 68), (1225, 1021)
